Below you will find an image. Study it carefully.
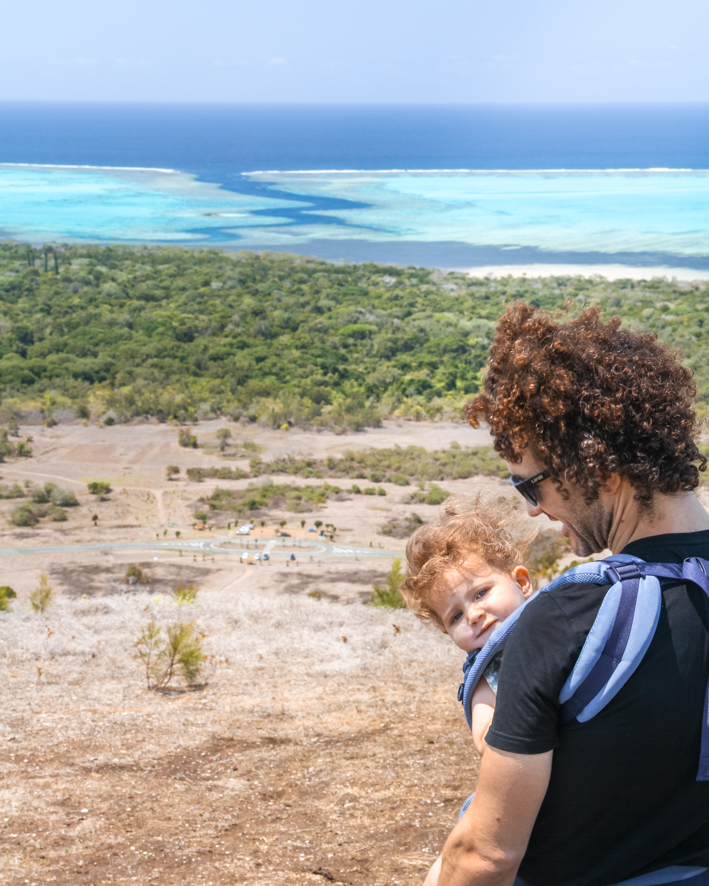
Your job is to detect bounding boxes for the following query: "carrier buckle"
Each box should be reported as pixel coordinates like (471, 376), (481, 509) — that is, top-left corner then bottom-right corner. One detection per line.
(607, 562), (643, 584)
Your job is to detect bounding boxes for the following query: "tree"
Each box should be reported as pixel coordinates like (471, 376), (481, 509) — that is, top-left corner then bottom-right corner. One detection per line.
(166, 465), (180, 480)
(217, 428), (232, 451)
(88, 481), (112, 496)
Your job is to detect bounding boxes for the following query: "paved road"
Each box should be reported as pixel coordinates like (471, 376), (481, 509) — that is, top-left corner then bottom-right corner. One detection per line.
(0, 536), (404, 560)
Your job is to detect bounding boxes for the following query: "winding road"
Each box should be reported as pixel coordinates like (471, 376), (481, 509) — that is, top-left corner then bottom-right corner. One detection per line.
(0, 536), (403, 560)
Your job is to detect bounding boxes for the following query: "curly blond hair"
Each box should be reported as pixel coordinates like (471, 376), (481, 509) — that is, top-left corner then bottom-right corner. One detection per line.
(402, 493), (537, 628)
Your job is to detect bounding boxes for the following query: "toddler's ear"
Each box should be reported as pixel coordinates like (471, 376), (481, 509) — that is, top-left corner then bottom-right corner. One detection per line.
(511, 565), (533, 598)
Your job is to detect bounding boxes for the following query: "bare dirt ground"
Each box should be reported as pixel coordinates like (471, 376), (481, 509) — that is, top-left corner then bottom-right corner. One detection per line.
(0, 419), (543, 886)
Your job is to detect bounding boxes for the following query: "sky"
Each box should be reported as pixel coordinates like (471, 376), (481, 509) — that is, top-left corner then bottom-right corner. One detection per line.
(1, 0), (708, 104)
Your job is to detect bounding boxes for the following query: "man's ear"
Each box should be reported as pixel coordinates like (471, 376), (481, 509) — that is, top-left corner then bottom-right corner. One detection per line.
(511, 565), (534, 598)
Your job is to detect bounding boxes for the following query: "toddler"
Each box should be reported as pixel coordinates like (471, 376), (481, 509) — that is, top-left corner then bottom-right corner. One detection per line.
(401, 494), (537, 886)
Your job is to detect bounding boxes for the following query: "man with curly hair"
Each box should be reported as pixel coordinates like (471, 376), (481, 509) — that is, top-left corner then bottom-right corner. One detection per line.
(435, 304), (709, 886)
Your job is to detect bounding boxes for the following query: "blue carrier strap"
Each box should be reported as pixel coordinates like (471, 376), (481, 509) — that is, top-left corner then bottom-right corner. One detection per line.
(458, 555), (709, 781)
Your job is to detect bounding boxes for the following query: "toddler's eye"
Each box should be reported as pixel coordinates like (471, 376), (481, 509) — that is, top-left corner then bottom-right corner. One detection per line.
(475, 587), (490, 601)
(451, 611), (462, 625)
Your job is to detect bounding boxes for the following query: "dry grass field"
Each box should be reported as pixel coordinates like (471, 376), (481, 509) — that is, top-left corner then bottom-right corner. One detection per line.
(0, 418), (542, 886)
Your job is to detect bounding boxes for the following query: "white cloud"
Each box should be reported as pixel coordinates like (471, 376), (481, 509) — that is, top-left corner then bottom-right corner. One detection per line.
(268, 57), (286, 65)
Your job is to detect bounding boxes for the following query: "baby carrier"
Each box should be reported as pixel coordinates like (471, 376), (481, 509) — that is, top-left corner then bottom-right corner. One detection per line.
(457, 554), (709, 886)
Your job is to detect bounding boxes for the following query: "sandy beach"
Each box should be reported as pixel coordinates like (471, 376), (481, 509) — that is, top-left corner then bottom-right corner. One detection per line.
(464, 263), (709, 282)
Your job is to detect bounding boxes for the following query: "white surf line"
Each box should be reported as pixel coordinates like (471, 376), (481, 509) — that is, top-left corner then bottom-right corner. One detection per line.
(0, 162), (177, 173)
(244, 167), (705, 175)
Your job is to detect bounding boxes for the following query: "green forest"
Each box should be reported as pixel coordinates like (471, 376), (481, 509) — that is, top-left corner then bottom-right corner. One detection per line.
(1, 242), (708, 430)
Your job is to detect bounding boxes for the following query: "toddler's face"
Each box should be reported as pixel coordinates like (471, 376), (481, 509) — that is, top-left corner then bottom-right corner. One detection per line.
(429, 556), (533, 652)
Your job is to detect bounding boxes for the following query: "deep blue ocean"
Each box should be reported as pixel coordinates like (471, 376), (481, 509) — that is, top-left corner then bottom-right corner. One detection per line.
(1, 102), (708, 269)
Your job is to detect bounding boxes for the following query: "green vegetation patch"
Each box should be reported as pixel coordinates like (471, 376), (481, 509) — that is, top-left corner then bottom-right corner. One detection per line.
(186, 466), (250, 482)
(250, 445), (508, 483)
(8, 481), (77, 525)
(5, 244), (708, 429)
(206, 481), (344, 515)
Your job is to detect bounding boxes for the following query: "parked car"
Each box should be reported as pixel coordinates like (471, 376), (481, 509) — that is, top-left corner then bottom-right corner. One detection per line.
(262, 552), (270, 561)
(254, 553), (261, 561)
(279, 531), (291, 537)
(289, 554), (296, 561)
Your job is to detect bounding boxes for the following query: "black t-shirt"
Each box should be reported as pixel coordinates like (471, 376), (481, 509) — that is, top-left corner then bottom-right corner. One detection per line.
(486, 530), (709, 886)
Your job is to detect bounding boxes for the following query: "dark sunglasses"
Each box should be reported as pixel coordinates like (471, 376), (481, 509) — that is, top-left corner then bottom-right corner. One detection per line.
(509, 469), (551, 507)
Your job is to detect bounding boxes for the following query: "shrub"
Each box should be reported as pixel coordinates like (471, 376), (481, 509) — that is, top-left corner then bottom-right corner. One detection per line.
(125, 564), (148, 585)
(50, 487), (79, 507)
(178, 430), (198, 448)
(166, 465), (180, 480)
(30, 574), (53, 613)
(15, 441), (32, 457)
(0, 586), (16, 612)
(381, 513), (424, 538)
(175, 583), (199, 605)
(88, 480), (112, 496)
(424, 484), (451, 506)
(390, 473), (409, 486)
(377, 487), (386, 496)
(193, 511), (208, 523)
(371, 558), (406, 609)
(0, 483), (24, 499)
(363, 487), (376, 495)
(136, 620), (205, 690)
(9, 502), (42, 526)
(529, 530), (571, 581)
(48, 504), (67, 522)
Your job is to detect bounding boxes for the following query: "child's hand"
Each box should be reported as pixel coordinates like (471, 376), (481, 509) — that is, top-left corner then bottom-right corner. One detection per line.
(422, 853), (442, 886)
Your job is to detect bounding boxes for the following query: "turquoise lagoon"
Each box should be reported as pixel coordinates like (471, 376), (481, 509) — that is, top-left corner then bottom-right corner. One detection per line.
(244, 169), (709, 258)
(0, 164), (302, 244)
(1, 164), (708, 266)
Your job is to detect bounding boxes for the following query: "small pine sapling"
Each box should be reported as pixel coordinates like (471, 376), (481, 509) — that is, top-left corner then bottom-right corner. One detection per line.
(136, 620), (205, 690)
(175, 583), (199, 605)
(371, 558), (406, 609)
(30, 574), (53, 613)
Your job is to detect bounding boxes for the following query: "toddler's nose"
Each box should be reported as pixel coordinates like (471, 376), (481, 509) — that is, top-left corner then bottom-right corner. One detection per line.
(466, 605), (482, 626)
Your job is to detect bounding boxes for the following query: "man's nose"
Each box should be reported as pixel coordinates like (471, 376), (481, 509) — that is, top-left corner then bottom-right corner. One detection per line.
(526, 500), (544, 518)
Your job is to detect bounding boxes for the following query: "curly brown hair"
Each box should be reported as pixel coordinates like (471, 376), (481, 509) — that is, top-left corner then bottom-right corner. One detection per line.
(466, 303), (706, 506)
(402, 493), (537, 628)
